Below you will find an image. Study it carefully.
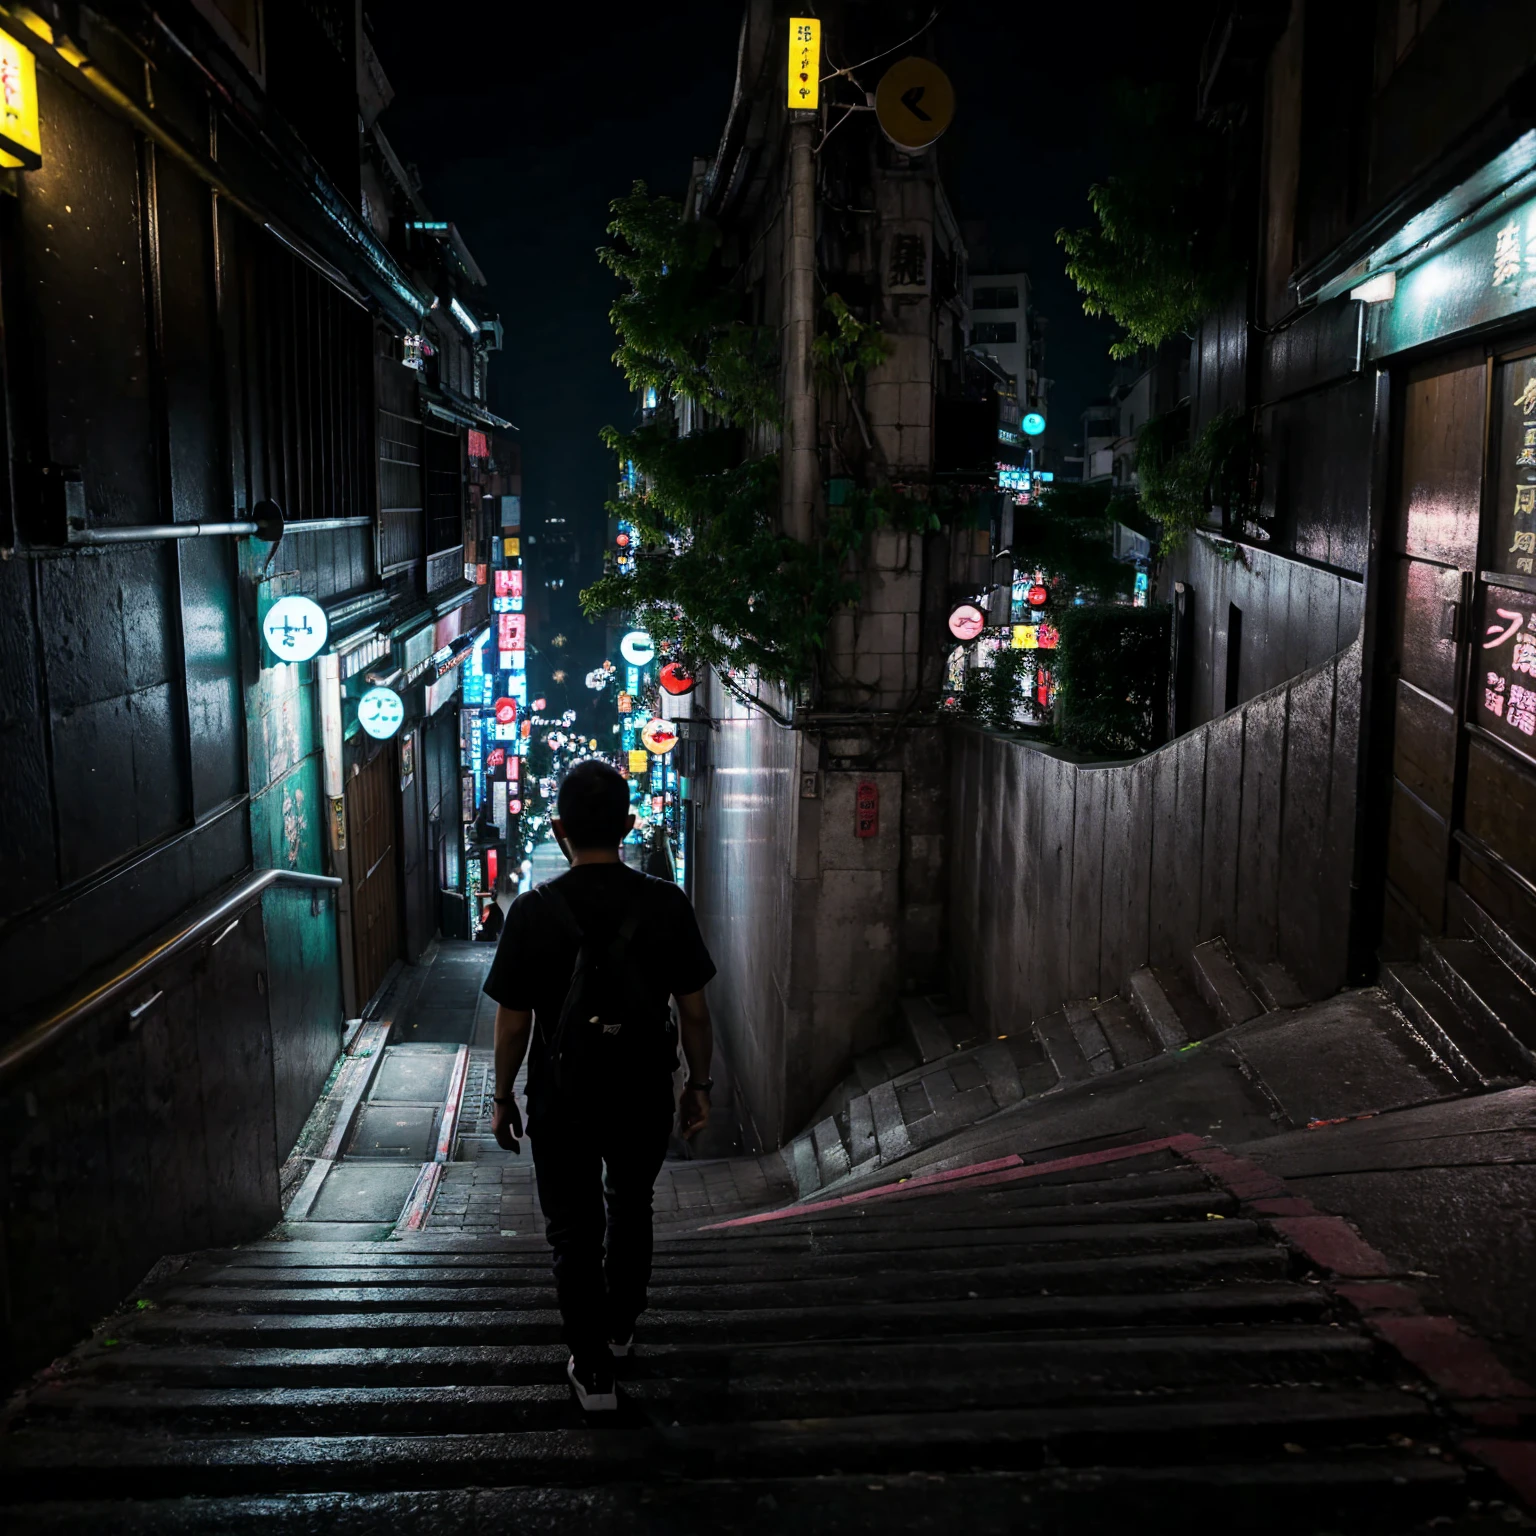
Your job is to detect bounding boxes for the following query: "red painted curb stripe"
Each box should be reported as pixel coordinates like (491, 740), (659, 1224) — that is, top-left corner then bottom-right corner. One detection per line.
(394, 1161), (443, 1234)
(702, 1134), (1207, 1230)
(1372, 1315), (1536, 1402)
(1461, 1439), (1536, 1507)
(435, 1044), (471, 1163)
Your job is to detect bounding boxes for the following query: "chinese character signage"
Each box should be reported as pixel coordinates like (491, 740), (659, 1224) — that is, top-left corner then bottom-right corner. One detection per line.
(0, 29), (41, 171)
(787, 17), (820, 110)
(855, 780), (879, 838)
(1477, 586), (1536, 753)
(1495, 358), (1536, 579)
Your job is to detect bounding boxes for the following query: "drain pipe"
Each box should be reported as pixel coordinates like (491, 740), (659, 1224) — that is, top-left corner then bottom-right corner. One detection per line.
(317, 652), (359, 1020)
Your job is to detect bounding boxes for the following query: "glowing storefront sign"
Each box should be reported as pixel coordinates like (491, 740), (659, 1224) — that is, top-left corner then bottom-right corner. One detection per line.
(357, 686), (405, 740)
(620, 630), (655, 667)
(948, 602), (985, 641)
(262, 595), (328, 662)
(0, 29), (41, 171)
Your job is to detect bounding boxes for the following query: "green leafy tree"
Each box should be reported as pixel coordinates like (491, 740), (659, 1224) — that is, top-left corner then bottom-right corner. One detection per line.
(1012, 481), (1143, 601)
(1052, 604), (1171, 757)
(1057, 87), (1235, 359)
(584, 188), (927, 694)
(1135, 407), (1253, 551)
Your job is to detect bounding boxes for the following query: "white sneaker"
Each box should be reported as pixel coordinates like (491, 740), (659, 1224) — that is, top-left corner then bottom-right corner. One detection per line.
(566, 1354), (618, 1412)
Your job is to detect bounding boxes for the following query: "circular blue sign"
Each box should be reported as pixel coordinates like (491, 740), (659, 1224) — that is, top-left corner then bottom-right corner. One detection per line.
(1022, 411), (1046, 437)
(357, 686), (405, 740)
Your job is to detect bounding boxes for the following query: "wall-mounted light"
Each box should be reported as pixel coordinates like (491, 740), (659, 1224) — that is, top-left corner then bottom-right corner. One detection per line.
(1350, 271), (1397, 304)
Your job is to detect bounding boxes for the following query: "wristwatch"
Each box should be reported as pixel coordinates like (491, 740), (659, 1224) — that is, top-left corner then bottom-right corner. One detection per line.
(685, 1078), (714, 1093)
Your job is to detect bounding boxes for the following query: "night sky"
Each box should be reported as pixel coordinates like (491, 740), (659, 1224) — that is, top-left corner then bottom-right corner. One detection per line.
(366, 2), (1212, 668)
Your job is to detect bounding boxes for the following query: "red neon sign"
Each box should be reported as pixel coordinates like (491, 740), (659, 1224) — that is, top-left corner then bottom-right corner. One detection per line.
(855, 780), (879, 838)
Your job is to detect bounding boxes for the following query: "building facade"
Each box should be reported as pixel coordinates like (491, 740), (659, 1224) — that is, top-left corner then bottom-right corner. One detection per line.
(0, 0), (510, 1382)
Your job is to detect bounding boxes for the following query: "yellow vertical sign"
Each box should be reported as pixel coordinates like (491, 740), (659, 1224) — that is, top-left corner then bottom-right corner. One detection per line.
(0, 28), (41, 170)
(788, 18), (820, 111)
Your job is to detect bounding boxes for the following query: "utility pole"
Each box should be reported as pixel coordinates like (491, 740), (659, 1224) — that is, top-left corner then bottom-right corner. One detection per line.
(783, 14), (821, 545)
(783, 115), (817, 544)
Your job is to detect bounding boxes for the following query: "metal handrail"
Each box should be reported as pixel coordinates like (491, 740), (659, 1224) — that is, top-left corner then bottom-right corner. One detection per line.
(0, 868), (341, 1086)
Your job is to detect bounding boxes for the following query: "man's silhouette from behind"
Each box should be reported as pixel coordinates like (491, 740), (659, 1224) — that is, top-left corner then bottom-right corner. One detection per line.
(482, 761), (715, 1411)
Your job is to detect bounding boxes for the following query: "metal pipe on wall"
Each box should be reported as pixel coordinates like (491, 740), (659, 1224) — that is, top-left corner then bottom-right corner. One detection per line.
(317, 653), (358, 1019)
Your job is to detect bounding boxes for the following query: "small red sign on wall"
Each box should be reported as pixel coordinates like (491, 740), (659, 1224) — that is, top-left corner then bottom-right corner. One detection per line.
(855, 780), (879, 838)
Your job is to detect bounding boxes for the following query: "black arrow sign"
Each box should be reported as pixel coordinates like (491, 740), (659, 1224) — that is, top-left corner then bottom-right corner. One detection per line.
(901, 84), (931, 121)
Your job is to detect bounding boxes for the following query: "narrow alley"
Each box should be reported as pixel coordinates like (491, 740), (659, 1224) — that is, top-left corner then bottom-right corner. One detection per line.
(3, 1), (1536, 1531)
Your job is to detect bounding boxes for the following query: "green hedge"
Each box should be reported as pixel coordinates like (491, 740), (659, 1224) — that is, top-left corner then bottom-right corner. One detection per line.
(1052, 604), (1170, 757)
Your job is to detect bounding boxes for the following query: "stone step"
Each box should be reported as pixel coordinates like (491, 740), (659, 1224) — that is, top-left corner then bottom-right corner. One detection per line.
(102, 1281), (1332, 1351)
(1064, 1000), (1117, 1076)
(1192, 938), (1266, 1028)
(1127, 967), (1189, 1051)
(1234, 952), (1309, 1011)
(23, 1329), (1387, 1431)
(55, 1325), (1374, 1393)
(146, 1245), (1288, 1320)
(1449, 883), (1536, 995)
(154, 1223), (1269, 1306)
(1378, 961), (1514, 1090)
(1423, 938), (1536, 1076)
(1031, 1009), (1096, 1085)
(0, 1388), (1436, 1499)
(1092, 995), (1160, 1068)
(0, 1457), (1467, 1536)
(899, 995), (958, 1065)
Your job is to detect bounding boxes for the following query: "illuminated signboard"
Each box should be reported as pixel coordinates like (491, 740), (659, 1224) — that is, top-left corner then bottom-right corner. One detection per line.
(997, 465), (1031, 492)
(494, 568), (522, 599)
(640, 718), (678, 754)
(788, 17), (820, 110)
(493, 696), (517, 726)
(0, 29), (41, 171)
(627, 749), (649, 774)
(948, 602), (985, 641)
(660, 661), (696, 695)
(498, 612), (525, 652)
(1022, 411), (1046, 437)
(262, 595), (328, 662)
(1011, 623), (1058, 651)
(357, 686), (405, 740)
(620, 630), (655, 667)
(467, 429), (489, 459)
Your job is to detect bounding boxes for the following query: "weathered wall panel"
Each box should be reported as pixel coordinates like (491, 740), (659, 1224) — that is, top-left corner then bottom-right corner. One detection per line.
(949, 638), (1361, 1034)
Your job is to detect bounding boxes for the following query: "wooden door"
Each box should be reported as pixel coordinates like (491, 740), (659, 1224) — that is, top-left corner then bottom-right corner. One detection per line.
(347, 743), (403, 1007)
(1379, 355), (1484, 956)
(1459, 347), (1536, 952)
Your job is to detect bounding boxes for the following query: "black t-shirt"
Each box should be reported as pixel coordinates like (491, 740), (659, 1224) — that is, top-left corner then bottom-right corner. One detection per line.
(482, 863), (716, 1107)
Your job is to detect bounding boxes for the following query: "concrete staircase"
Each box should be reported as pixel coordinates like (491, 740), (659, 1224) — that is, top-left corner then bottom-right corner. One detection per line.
(1381, 894), (1536, 1090)
(781, 919), (1536, 1201)
(0, 1137), (1502, 1531)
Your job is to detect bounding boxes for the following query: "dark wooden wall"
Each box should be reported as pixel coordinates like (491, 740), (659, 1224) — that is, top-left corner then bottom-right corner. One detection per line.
(0, 899), (283, 1388)
(949, 637), (1360, 1033)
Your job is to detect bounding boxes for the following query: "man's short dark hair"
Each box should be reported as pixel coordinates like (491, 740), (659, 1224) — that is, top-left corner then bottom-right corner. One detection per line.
(556, 760), (632, 850)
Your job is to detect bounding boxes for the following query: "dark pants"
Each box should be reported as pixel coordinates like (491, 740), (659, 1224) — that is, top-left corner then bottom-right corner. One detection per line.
(529, 1083), (674, 1366)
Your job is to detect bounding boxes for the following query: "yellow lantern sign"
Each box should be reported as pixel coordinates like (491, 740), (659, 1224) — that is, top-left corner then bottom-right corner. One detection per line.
(626, 749), (649, 774)
(788, 18), (820, 111)
(0, 29), (41, 171)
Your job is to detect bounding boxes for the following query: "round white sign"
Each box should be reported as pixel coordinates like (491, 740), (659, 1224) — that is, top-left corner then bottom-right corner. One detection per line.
(262, 595), (328, 663)
(357, 686), (405, 740)
(619, 630), (655, 667)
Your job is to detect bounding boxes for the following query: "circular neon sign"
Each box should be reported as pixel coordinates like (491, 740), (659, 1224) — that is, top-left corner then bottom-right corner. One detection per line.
(493, 696), (518, 725)
(660, 661), (696, 696)
(262, 595), (328, 663)
(357, 686), (405, 740)
(948, 603), (986, 641)
(640, 717), (679, 754)
(1027, 583), (1049, 608)
(1022, 411), (1046, 437)
(620, 630), (655, 667)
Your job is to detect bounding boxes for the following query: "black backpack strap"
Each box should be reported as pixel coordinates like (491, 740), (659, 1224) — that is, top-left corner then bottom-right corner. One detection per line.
(534, 882), (585, 945)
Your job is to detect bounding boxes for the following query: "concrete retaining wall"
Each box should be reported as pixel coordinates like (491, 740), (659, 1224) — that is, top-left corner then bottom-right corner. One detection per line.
(948, 634), (1362, 1032)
